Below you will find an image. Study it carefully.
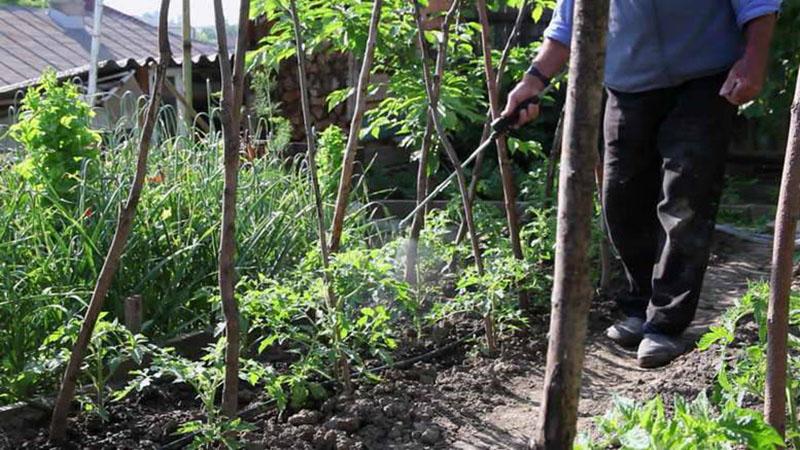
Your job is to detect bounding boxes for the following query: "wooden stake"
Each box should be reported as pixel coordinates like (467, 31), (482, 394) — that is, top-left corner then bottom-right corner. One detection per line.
(475, 0), (528, 310)
(450, 1), (528, 265)
(594, 159), (612, 292)
(212, 0), (250, 418)
(124, 295), (143, 334)
(544, 108), (565, 207)
(289, 0), (350, 391)
(48, 0), (173, 442)
(411, 0), (492, 350)
(329, 0), (383, 253)
(531, 0), (609, 447)
(765, 68), (800, 438)
(404, 1), (459, 285)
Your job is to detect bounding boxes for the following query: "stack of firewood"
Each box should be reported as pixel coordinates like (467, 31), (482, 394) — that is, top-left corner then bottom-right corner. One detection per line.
(276, 50), (351, 141)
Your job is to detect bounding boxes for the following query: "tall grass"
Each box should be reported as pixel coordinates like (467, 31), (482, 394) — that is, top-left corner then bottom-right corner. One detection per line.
(0, 103), (328, 403)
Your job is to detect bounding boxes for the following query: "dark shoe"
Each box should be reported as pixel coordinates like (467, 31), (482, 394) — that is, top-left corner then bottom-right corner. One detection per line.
(605, 317), (645, 347)
(637, 333), (690, 368)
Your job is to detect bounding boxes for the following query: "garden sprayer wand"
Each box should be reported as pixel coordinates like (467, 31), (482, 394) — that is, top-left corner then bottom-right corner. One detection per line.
(398, 90), (550, 229)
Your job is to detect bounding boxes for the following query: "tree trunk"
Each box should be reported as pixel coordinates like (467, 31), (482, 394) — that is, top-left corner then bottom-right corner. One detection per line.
(531, 0), (609, 448)
(404, 1), (459, 285)
(329, 0), (383, 253)
(47, 0), (173, 442)
(213, 0), (250, 418)
(765, 68), (800, 438)
(475, 0), (528, 310)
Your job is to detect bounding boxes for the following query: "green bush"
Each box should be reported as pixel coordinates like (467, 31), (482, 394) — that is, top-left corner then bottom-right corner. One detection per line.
(10, 69), (101, 200)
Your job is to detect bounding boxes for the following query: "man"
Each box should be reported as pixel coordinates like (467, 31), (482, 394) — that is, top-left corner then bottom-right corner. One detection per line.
(503, 0), (781, 368)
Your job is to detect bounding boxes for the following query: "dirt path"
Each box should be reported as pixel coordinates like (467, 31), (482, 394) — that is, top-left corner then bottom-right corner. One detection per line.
(440, 233), (772, 449)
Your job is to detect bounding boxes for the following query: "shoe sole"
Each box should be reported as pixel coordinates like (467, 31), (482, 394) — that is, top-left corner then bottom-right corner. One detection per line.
(606, 330), (644, 348)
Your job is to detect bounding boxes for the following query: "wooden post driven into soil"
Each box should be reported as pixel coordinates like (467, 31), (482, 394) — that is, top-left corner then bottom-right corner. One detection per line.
(475, 0), (528, 310)
(410, 0), (495, 351)
(288, 0), (350, 389)
(531, 0), (609, 448)
(328, 0), (383, 253)
(449, 1), (528, 266)
(212, 0), (250, 417)
(404, 1), (459, 285)
(765, 68), (800, 437)
(47, 0), (173, 442)
(289, 0), (334, 297)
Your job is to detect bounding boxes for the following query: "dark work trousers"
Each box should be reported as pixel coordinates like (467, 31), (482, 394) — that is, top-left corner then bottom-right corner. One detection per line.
(602, 72), (736, 335)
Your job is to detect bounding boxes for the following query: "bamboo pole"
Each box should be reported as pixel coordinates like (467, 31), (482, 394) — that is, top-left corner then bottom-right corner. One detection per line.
(411, 0), (492, 350)
(404, 0), (459, 285)
(475, 0), (528, 310)
(531, 0), (609, 447)
(765, 68), (800, 438)
(328, 0), (383, 253)
(48, 0), (173, 442)
(212, 0), (250, 417)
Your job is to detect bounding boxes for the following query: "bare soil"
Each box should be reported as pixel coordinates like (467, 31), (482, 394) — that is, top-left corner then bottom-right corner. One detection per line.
(0, 233), (770, 450)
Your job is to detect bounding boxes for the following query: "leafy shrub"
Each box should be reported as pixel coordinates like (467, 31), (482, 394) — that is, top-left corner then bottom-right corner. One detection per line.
(577, 394), (783, 450)
(698, 282), (800, 446)
(10, 69), (100, 200)
(316, 125), (346, 196)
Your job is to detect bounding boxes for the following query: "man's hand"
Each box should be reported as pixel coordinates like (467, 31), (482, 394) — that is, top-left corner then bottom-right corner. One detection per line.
(719, 13), (776, 106)
(502, 74), (544, 128)
(719, 53), (767, 105)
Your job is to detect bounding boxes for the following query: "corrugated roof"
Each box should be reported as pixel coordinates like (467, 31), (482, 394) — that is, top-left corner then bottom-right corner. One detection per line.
(0, 5), (219, 94)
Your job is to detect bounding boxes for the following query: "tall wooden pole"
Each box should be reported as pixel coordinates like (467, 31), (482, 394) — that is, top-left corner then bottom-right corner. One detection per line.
(289, 0), (351, 390)
(213, 0), (250, 417)
(475, 0), (528, 310)
(328, 0), (383, 253)
(411, 0), (493, 351)
(182, 0), (194, 132)
(48, 0), (172, 442)
(531, 0), (609, 447)
(404, 0), (459, 285)
(765, 68), (800, 438)
(450, 1), (528, 266)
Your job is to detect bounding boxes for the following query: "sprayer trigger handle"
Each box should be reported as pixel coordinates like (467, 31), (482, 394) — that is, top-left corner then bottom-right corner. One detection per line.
(491, 96), (541, 135)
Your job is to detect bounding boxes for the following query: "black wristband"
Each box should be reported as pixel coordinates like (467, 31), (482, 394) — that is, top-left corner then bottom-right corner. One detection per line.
(526, 65), (551, 88)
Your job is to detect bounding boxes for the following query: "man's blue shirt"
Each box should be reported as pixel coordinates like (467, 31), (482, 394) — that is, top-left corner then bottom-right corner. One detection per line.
(544, 0), (781, 92)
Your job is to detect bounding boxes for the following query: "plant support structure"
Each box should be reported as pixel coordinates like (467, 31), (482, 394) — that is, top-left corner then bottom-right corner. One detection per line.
(410, 0), (496, 351)
(475, 0), (528, 310)
(765, 65), (800, 438)
(531, 0), (610, 447)
(48, 0), (173, 441)
(212, 0), (250, 417)
(329, 0), (383, 253)
(404, 0), (460, 285)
